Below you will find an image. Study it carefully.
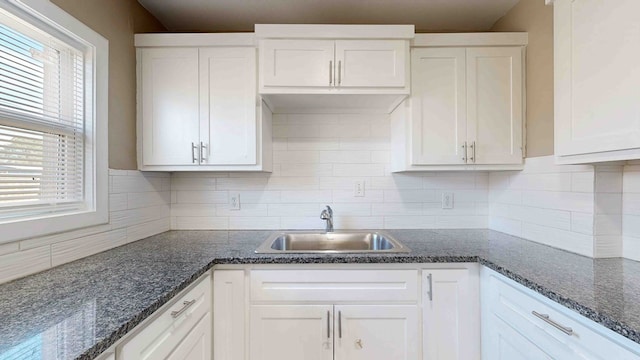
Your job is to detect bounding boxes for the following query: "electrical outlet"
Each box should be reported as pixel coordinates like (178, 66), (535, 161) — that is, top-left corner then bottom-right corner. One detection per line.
(442, 192), (454, 209)
(354, 181), (365, 197)
(229, 193), (241, 210)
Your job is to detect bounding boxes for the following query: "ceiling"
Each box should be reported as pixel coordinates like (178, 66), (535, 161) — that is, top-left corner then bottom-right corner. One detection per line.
(137, 0), (521, 33)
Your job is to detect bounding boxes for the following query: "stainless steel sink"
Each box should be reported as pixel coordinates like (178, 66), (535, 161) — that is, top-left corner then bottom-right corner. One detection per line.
(255, 231), (410, 253)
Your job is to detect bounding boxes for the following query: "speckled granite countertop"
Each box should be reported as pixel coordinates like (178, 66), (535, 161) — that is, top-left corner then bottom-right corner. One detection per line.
(1, 229), (640, 359)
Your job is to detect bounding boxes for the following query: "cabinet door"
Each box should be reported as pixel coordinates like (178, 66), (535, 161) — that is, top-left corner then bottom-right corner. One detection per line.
(484, 315), (557, 360)
(466, 47), (523, 165)
(335, 40), (406, 88)
(140, 48), (200, 166)
(200, 47), (257, 165)
(213, 270), (245, 360)
(423, 269), (479, 360)
(334, 305), (418, 360)
(261, 39), (335, 87)
(410, 48), (467, 165)
(555, 0), (640, 157)
(167, 313), (212, 360)
(250, 305), (333, 360)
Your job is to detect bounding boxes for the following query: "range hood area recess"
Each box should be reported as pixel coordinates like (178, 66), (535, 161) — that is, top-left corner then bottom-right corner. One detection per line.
(256, 24), (415, 114)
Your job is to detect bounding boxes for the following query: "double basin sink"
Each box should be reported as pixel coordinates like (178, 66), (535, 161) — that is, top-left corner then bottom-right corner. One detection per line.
(255, 231), (410, 253)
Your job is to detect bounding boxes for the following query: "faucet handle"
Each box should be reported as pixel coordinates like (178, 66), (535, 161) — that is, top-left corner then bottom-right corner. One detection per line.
(325, 205), (332, 216)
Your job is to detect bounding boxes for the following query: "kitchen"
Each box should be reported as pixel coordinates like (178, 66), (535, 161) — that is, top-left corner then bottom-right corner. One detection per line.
(1, 0), (640, 359)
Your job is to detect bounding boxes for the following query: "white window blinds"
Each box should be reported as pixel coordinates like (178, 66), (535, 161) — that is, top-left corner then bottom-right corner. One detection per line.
(0, 9), (85, 220)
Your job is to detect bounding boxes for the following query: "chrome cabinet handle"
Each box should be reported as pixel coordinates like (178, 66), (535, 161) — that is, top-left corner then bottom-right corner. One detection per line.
(462, 142), (467, 162)
(470, 141), (476, 163)
(329, 61), (333, 85)
(338, 310), (342, 338)
(200, 142), (207, 163)
(427, 273), (433, 301)
(191, 142), (198, 163)
(532, 311), (573, 336)
(327, 310), (330, 339)
(171, 299), (196, 318)
(338, 61), (342, 85)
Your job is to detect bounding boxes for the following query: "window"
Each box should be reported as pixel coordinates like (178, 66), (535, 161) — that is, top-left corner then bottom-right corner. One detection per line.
(0, 0), (108, 243)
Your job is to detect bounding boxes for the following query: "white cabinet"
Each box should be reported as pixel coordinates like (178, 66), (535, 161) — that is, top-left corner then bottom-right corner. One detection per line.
(261, 40), (335, 88)
(260, 39), (407, 90)
(481, 267), (640, 360)
(335, 305), (418, 360)
(140, 48), (200, 166)
(392, 43), (524, 171)
(467, 47), (523, 165)
(136, 37), (272, 171)
(118, 273), (211, 360)
(247, 268), (420, 360)
(199, 48), (257, 165)
(423, 269), (480, 360)
(215, 266), (479, 360)
(250, 305), (334, 360)
(213, 270), (246, 360)
(553, 0), (640, 164)
(249, 305), (418, 360)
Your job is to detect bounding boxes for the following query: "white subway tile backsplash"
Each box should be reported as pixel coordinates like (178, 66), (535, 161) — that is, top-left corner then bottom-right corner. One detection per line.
(369, 175), (423, 190)
(229, 217), (281, 230)
(51, 229), (128, 267)
(280, 190), (333, 203)
(268, 204), (321, 217)
(0, 246), (51, 284)
(596, 171), (623, 193)
(288, 138), (340, 151)
(174, 217), (229, 230)
(570, 212), (595, 235)
(0, 242), (19, 257)
(319, 151), (371, 164)
(216, 203), (268, 217)
(276, 163), (333, 177)
(384, 215), (436, 229)
(170, 113), (489, 232)
(521, 223), (593, 257)
(332, 189), (384, 203)
(332, 164), (385, 177)
(383, 189), (436, 203)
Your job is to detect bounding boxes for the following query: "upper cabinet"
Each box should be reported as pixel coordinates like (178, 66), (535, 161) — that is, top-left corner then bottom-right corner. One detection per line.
(135, 34), (272, 172)
(391, 33), (527, 171)
(256, 25), (413, 113)
(553, 0), (640, 164)
(261, 39), (407, 89)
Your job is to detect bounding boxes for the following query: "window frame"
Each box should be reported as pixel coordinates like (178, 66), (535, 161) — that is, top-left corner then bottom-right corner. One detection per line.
(0, 0), (108, 244)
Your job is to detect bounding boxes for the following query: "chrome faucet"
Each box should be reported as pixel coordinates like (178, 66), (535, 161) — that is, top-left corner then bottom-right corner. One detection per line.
(320, 205), (334, 233)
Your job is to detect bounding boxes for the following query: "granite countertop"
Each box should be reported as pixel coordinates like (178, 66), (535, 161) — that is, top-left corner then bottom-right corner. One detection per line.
(1, 229), (640, 359)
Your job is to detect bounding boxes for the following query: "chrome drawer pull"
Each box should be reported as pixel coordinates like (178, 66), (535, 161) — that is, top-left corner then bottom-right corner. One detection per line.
(532, 311), (573, 336)
(171, 299), (196, 318)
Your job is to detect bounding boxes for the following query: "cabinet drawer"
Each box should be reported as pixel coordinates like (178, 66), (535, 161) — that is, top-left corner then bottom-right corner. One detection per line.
(485, 270), (640, 359)
(250, 269), (418, 302)
(119, 273), (211, 360)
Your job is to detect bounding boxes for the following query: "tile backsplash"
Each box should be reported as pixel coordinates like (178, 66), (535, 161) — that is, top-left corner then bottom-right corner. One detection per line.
(623, 161), (640, 261)
(488, 156), (597, 257)
(7, 116), (640, 285)
(0, 170), (170, 284)
(171, 113), (489, 231)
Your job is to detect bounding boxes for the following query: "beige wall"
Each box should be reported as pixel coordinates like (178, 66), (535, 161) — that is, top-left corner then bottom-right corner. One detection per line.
(51, 0), (165, 169)
(491, 0), (554, 157)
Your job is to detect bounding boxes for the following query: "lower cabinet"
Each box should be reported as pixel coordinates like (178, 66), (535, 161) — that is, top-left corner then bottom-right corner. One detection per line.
(117, 273), (211, 360)
(423, 269), (480, 360)
(213, 265), (478, 360)
(481, 267), (640, 360)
